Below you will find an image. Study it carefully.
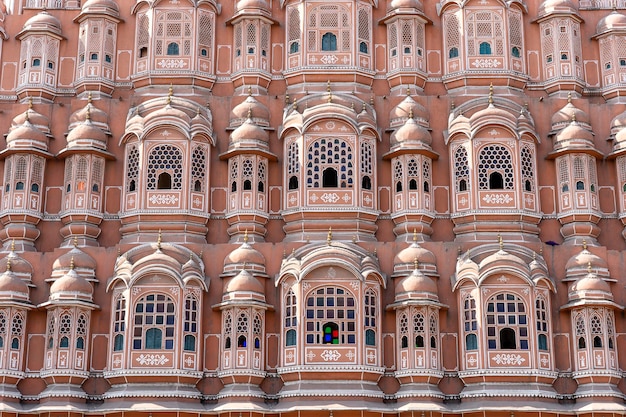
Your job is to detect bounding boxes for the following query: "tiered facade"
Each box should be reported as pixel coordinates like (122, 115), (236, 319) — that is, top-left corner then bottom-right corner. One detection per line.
(0, 0), (623, 416)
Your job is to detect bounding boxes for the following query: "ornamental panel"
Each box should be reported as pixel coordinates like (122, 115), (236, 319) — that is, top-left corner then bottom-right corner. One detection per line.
(488, 351), (530, 368)
(131, 352), (175, 368)
(304, 346), (357, 364)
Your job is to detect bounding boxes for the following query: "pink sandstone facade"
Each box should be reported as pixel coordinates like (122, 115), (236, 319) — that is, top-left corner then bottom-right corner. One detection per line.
(0, 0), (623, 416)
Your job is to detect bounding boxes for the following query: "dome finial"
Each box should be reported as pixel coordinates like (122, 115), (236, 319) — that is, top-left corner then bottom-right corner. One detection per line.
(327, 227), (333, 245)
(86, 105), (91, 121)
(73, 235), (78, 248)
(285, 94), (290, 105)
(167, 84), (173, 105)
(498, 234), (503, 251)
(88, 92), (93, 104)
(247, 106), (252, 119)
(567, 91), (572, 103)
(413, 256), (419, 272)
(413, 228), (418, 243)
(157, 229), (162, 250)
(244, 229), (249, 244)
(406, 85), (411, 96)
(6, 257), (11, 272)
(571, 111), (576, 122)
(248, 85), (253, 96)
(28, 97), (33, 110)
(488, 83), (494, 105)
(70, 256), (75, 270)
(327, 80), (331, 93)
(582, 239), (587, 251)
(587, 260), (592, 274)
(409, 108), (414, 119)
(10, 240), (15, 252)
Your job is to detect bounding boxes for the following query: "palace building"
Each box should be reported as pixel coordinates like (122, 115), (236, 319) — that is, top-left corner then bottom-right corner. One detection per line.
(0, 0), (623, 416)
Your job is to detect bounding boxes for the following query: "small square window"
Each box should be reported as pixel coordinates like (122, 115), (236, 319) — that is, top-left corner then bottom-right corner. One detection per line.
(620, 58), (626, 66)
(546, 55), (553, 63)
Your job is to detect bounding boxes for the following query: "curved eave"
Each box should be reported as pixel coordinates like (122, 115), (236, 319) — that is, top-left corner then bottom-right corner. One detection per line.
(560, 299), (623, 310)
(532, 12), (583, 25)
(606, 147), (626, 160)
(212, 299), (273, 311)
(382, 147), (439, 160)
(387, 299), (448, 310)
(15, 29), (65, 41)
(379, 10), (432, 25)
(219, 147), (278, 161)
(38, 299), (99, 310)
(56, 146), (116, 160)
(226, 11), (277, 25)
(546, 147), (604, 160)
(0, 300), (34, 309)
(74, 11), (122, 24)
(182, 275), (210, 291)
(0, 147), (53, 159)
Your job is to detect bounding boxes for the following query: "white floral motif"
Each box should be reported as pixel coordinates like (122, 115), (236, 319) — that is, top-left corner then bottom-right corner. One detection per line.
(482, 194), (513, 204)
(320, 193), (340, 203)
(320, 350), (341, 361)
(157, 59), (187, 69)
(471, 58), (501, 68)
(149, 194), (179, 205)
(136, 354), (169, 366)
(320, 55), (338, 64)
(492, 353), (525, 365)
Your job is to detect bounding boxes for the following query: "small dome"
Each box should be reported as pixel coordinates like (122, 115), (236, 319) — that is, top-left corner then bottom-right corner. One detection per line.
(223, 239), (266, 274)
(6, 121), (48, 151)
(565, 247), (608, 272)
(69, 101), (109, 131)
(49, 268), (93, 300)
(394, 242), (436, 266)
(11, 107), (49, 132)
(81, 0), (120, 16)
(231, 95), (270, 127)
(21, 11), (62, 36)
(52, 247), (97, 273)
(66, 119), (108, 146)
(479, 248), (527, 270)
(224, 269), (265, 294)
(0, 269), (29, 296)
(389, 95), (429, 128)
(554, 120), (594, 144)
(616, 128), (626, 143)
(144, 102), (191, 126)
(0, 249), (32, 278)
(551, 100), (590, 130)
(236, 0), (270, 12)
(388, 0), (423, 10)
(571, 274), (611, 293)
(230, 117), (269, 144)
(596, 11), (626, 35)
(538, 0), (578, 18)
(390, 117), (432, 147)
(395, 268), (437, 295)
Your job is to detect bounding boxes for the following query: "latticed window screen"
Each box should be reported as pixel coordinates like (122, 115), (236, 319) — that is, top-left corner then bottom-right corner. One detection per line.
(305, 286), (356, 345)
(155, 11), (192, 56)
(360, 141), (373, 175)
(133, 293), (176, 350)
(357, 7), (370, 54)
(236, 312), (249, 347)
(191, 145), (207, 192)
(137, 14), (150, 56)
(478, 144), (514, 190)
(307, 5), (351, 53)
(423, 159), (431, 192)
(454, 146), (469, 192)
(183, 294), (198, 351)
(463, 296), (477, 350)
(444, 13), (460, 60)
(126, 145), (139, 192)
(146, 144), (183, 190)
(113, 294), (126, 351)
(388, 24), (398, 57)
(618, 156), (626, 192)
(364, 289), (376, 346)
(76, 313), (87, 349)
(198, 9), (214, 66)
(306, 138), (353, 188)
(466, 10), (503, 56)
(558, 158), (570, 191)
(508, 10), (523, 60)
(536, 296), (549, 350)
(575, 313), (586, 348)
(288, 7), (301, 53)
(32, 158), (43, 193)
(287, 142), (300, 175)
(284, 290), (297, 346)
(486, 293), (529, 350)
(10, 313), (24, 350)
(414, 312), (425, 347)
(521, 146), (535, 191)
(223, 311), (232, 348)
(92, 158), (103, 194)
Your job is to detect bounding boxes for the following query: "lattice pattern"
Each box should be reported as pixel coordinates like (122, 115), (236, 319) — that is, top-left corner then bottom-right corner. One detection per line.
(230, 160), (239, 182)
(11, 313), (23, 346)
(590, 314), (603, 335)
(540, 21), (555, 67)
(358, 7), (370, 55)
(478, 144), (514, 190)
(394, 160), (403, 181)
(454, 146), (469, 192)
(463, 296), (477, 334)
(261, 24), (270, 53)
(285, 290), (297, 329)
(445, 12), (461, 61)
(183, 294), (198, 351)
(0, 310), (6, 339)
(589, 158), (598, 192)
(258, 160), (266, 182)
(113, 295), (126, 351)
(429, 313), (438, 343)
(126, 145), (139, 192)
(77, 156), (88, 186)
(198, 10), (214, 62)
(573, 156), (585, 180)
(132, 293), (176, 350)
(486, 293), (529, 350)
(364, 289), (376, 328)
(399, 313), (408, 335)
(93, 157), (103, 193)
(408, 158), (418, 178)
(423, 159), (431, 189)
(287, 142), (299, 175)
(575, 313), (586, 337)
(466, 10), (504, 56)
(558, 158), (569, 189)
(305, 286), (356, 345)
(509, 10), (523, 60)
(147, 144), (183, 190)
(307, 5), (351, 53)
(360, 141), (373, 175)
(388, 24), (398, 57)
(521, 146), (534, 191)
(77, 313), (88, 343)
(32, 158), (43, 192)
(247, 23), (257, 47)
(191, 146), (207, 192)
(224, 311), (232, 342)
(3, 159), (11, 189)
(306, 138), (353, 188)
(15, 157), (26, 183)
(535, 297), (549, 349)
(253, 314), (262, 337)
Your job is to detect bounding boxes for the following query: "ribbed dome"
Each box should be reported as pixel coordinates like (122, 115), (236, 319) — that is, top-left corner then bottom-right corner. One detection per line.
(66, 119), (108, 146)
(11, 108), (49, 132)
(571, 274), (611, 293)
(555, 120), (594, 143)
(616, 128), (626, 143)
(231, 95), (270, 127)
(52, 247), (97, 273)
(144, 102), (191, 125)
(395, 268), (437, 295)
(551, 100), (590, 129)
(224, 241), (266, 269)
(0, 268), (29, 296)
(69, 102), (109, 131)
(565, 248), (608, 272)
(610, 108), (626, 137)
(230, 117), (269, 144)
(388, 0), (423, 10)
(538, 0), (578, 18)
(81, 0), (120, 16)
(479, 248), (527, 269)
(596, 11), (626, 35)
(6, 120), (48, 151)
(224, 269), (265, 294)
(0, 252), (32, 277)
(389, 95), (428, 128)
(21, 11), (62, 36)
(390, 117), (432, 147)
(236, 0), (270, 12)
(49, 268), (94, 300)
(394, 242), (436, 266)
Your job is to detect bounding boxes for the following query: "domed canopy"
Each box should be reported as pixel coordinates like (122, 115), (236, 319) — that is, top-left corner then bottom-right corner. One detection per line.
(551, 97), (590, 131)
(390, 116), (432, 147)
(69, 99), (110, 132)
(236, 0), (270, 12)
(224, 268), (265, 294)
(5, 120), (49, 152)
(568, 271), (614, 304)
(595, 11), (626, 36)
(19, 11), (62, 37)
(564, 244), (610, 282)
(395, 268), (437, 295)
(223, 237), (266, 276)
(537, 0), (579, 19)
(49, 268), (94, 303)
(0, 250), (32, 279)
(389, 95), (429, 129)
(66, 119), (108, 149)
(230, 94), (270, 128)
(392, 241), (437, 278)
(230, 117), (269, 145)
(51, 246), (97, 281)
(554, 120), (594, 148)
(80, 0), (120, 17)
(0, 268), (29, 301)
(11, 106), (50, 133)
(388, 0), (423, 11)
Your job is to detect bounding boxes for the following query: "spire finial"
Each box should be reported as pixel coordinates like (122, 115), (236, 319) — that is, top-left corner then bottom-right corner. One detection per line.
(582, 239), (587, 251)
(327, 80), (331, 93)
(488, 83), (494, 105)
(247, 107), (252, 119)
(413, 228), (418, 243)
(10, 240), (15, 252)
(157, 229), (162, 250)
(587, 261), (592, 274)
(6, 258), (11, 272)
(414, 256), (419, 272)
(28, 97), (33, 110)
(567, 91), (572, 103)
(571, 111), (576, 122)
(70, 256), (75, 270)
(248, 85), (253, 96)
(285, 94), (290, 105)
(406, 85), (411, 96)
(167, 84), (173, 104)
(327, 227), (333, 245)
(498, 234), (503, 251)
(86, 105), (91, 121)
(362, 102), (366, 113)
(88, 92), (93, 104)
(244, 230), (249, 243)
(409, 108), (414, 119)
(73, 235), (78, 248)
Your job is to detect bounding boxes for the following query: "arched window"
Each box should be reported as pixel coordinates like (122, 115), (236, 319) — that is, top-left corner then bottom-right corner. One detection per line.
(167, 42), (180, 55)
(489, 172), (504, 189)
(479, 42), (492, 55)
(396, 181), (403, 192)
(359, 42), (368, 53)
(415, 335), (424, 348)
(486, 293), (528, 350)
(289, 176), (299, 190)
(305, 287), (356, 345)
(466, 333), (478, 350)
(401, 335), (408, 348)
(362, 176), (372, 190)
(114, 334), (124, 351)
(157, 172), (172, 189)
(449, 47), (459, 58)
(184, 335), (195, 351)
(479, 145), (513, 190)
(147, 145), (183, 190)
(286, 329), (297, 346)
(133, 293), (176, 350)
(511, 46), (520, 58)
(290, 42), (299, 53)
(322, 167), (338, 188)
